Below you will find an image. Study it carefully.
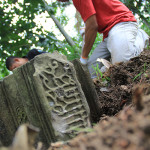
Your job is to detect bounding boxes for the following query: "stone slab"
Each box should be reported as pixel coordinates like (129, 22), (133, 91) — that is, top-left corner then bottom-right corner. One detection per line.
(0, 52), (90, 147)
(72, 59), (100, 122)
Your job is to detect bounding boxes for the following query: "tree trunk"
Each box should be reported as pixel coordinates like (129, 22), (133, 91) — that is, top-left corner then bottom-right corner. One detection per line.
(42, 0), (75, 46)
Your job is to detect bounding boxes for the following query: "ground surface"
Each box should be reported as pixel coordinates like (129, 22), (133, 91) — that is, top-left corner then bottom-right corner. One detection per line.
(94, 49), (150, 119)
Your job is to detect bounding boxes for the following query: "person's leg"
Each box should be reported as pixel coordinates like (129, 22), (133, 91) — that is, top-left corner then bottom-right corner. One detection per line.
(134, 29), (149, 51)
(87, 39), (111, 78)
(107, 22), (149, 65)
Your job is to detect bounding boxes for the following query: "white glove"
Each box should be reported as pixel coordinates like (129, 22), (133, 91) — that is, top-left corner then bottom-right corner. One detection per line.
(80, 57), (88, 65)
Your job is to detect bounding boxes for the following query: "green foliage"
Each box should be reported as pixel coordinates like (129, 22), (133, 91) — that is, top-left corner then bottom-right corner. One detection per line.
(92, 64), (110, 82)
(133, 63), (150, 81)
(141, 17), (150, 36)
(120, 0), (150, 32)
(92, 64), (104, 80)
(70, 127), (94, 134)
(0, 0), (77, 79)
(133, 72), (143, 81)
(90, 33), (103, 56)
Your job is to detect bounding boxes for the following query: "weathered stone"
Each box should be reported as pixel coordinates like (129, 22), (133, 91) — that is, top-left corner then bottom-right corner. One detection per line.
(72, 59), (100, 122)
(0, 52), (90, 147)
(0, 78), (22, 146)
(0, 140), (3, 147)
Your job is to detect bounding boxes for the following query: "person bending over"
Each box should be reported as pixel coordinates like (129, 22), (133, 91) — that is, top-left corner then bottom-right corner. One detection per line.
(58, 0), (149, 78)
(6, 49), (46, 71)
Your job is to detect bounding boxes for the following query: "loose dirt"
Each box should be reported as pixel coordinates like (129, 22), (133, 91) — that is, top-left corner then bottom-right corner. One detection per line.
(94, 49), (150, 120)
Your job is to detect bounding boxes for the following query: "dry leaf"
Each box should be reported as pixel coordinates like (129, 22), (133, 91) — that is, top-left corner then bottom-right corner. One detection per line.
(97, 58), (112, 69)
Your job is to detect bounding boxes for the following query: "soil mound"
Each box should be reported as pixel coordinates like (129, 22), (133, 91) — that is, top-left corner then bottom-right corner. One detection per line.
(94, 49), (150, 120)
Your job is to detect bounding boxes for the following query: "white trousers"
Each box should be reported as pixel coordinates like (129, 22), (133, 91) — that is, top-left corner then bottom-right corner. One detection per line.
(87, 22), (149, 78)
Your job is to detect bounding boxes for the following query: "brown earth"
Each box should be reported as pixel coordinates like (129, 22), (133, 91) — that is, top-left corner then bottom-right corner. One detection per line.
(94, 49), (150, 120)
(1, 49), (150, 150)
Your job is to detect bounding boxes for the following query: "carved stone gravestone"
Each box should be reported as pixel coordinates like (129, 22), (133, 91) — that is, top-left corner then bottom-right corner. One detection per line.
(72, 59), (100, 122)
(0, 52), (90, 147)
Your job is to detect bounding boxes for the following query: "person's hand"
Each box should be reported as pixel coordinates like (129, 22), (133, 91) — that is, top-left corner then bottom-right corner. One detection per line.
(57, 0), (69, 2)
(80, 56), (88, 65)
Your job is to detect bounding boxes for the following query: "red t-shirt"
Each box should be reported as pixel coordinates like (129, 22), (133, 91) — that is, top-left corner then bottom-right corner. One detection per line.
(73, 0), (137, 39)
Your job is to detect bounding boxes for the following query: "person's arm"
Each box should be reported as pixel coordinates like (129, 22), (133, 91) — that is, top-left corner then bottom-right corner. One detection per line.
(80, 15), (98, 64)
